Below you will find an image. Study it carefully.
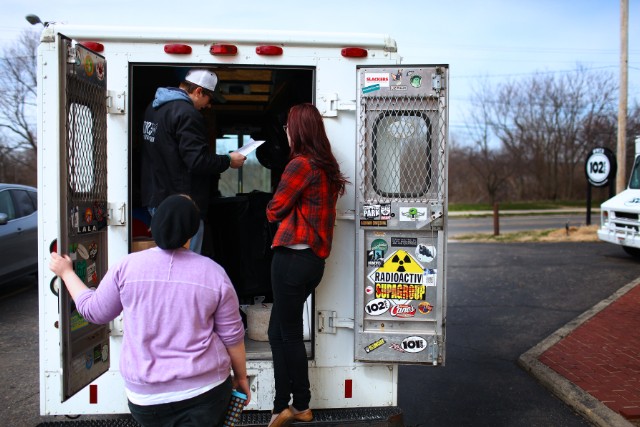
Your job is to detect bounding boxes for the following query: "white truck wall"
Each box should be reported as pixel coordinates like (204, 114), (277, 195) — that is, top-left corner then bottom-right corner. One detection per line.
(39, 24), (402, 415)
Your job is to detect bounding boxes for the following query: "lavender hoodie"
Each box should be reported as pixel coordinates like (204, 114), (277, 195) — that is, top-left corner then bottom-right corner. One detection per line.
(75, 247), (244, 394)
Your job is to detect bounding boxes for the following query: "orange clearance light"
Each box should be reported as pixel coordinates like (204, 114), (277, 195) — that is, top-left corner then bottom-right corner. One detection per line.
(80, 41), (104, 52)
(210, 44), (238, 55)
(341, 47), (368, 58)
(256, 45), (283, 56)
(164, 44), (192, 54)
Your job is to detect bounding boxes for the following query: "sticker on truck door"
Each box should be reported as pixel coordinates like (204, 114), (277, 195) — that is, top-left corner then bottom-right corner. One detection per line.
(367, 249), (427, 300)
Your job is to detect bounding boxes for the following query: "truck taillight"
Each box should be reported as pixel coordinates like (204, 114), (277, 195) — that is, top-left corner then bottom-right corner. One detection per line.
(256, 45), (283, 56)
(341, 47), (368, 58)
(164, 44), (192, 54)
(79, 42), (104, 52)
(210, 44), (238, 55)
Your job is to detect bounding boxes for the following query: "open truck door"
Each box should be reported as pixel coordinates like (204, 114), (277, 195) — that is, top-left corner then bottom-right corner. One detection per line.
(355, 65), (448, 365)
(55, 37), (111, 401)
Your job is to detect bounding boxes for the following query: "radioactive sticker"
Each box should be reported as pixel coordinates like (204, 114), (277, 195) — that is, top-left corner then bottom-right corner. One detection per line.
(367, 249), (427, 300)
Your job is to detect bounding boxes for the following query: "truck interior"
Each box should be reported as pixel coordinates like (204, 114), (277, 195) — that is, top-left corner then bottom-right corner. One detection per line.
(129, 64), (315, 358)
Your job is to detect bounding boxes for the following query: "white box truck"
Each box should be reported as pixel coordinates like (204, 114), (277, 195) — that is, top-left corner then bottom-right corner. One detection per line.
(37, 23), (449, 425)
(598, 138), (640, 257)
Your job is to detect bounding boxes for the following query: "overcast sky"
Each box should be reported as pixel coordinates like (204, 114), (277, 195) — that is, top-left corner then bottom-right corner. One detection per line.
(1, 0), (638, 138)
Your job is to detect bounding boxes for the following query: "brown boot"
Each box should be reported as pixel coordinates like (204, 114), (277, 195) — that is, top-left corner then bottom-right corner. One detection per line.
(289, 406), (313, 422)
(268, 408), (295, 427)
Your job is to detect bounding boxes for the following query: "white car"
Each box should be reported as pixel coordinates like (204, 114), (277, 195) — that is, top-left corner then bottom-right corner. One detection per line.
(0, 183), (37, 285)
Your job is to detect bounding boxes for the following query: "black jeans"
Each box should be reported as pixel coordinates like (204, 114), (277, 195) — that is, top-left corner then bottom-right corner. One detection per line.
(268, 247), (325, 413)
(127, 376), (231, 427)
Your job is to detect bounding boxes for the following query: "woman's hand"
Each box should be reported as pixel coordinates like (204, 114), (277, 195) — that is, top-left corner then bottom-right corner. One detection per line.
(232, 375), (251, 406)
(49, 252), (74, 278)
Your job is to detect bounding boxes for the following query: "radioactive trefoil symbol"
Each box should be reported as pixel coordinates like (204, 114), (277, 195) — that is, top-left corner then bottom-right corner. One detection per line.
(390, 253), (412, 272)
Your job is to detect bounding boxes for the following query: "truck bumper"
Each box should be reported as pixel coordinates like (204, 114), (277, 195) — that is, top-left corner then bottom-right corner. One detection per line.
(597, 227), (640, 248)
(37, 406), (405, 427)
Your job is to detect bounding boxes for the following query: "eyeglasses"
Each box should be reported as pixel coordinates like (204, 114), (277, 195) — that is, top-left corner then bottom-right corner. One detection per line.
(283, 125), (288, 132)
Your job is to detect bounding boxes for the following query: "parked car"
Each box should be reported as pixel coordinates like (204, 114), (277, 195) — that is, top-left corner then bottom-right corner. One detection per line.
(0, 183), (37, 285)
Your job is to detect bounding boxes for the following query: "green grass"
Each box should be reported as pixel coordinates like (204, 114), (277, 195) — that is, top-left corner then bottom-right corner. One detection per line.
(453, 228), (556, 242)
(449, 200), (602, 212)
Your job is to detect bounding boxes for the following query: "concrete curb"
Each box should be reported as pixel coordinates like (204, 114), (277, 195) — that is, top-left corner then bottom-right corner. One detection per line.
(518, 277), (640, 427)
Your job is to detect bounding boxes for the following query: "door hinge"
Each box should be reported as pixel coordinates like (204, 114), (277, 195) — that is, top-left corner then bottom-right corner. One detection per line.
(415, 202), (444, 230)
(108, 202), (127, 226)
(317, 310), (354, 334)
(107, 90), (126, 115)
(318, 93), (356, 117)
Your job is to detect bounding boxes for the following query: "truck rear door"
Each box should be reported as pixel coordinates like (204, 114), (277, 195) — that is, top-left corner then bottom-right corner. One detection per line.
(355, 65), (448, 365)
(57, 37), (111, 401)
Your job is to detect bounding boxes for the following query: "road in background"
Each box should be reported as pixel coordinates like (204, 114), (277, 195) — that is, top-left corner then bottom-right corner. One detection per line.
(449, 213), (592, 237)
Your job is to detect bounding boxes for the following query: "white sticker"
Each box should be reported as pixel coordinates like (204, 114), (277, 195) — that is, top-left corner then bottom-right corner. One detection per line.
(399, 207), (427, 221)
(365, 298), (391, 316)
(415, 244), (436, 263)
(364, 72), (390, 88)
(401, 336), (428, 353)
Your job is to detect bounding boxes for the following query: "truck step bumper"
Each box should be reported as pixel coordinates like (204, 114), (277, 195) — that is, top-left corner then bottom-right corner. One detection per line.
(37, 406), (404, 427)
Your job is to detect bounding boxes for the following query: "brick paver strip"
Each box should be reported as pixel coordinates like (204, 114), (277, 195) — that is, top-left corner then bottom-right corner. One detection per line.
(539, 285), (640, 419)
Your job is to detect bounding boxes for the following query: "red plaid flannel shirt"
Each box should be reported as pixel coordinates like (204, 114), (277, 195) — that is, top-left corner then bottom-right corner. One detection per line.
(266, 156), (338, 259)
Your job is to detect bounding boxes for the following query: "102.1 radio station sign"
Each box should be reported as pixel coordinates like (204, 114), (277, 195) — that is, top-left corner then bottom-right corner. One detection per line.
(585, 147), (616, 187)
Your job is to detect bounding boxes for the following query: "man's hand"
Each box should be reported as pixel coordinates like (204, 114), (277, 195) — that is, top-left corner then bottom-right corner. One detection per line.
(229, 152), (247, 169)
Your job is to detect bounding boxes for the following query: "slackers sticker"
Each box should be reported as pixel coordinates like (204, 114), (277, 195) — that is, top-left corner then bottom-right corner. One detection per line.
(364, 72), (390, 87)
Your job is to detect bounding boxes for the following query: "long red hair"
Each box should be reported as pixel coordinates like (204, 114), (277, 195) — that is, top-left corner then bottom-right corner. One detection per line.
(286, 103), (349, 196)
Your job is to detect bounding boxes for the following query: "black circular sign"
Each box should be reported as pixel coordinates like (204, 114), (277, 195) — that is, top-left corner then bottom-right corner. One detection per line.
(585, 147), (616, 187)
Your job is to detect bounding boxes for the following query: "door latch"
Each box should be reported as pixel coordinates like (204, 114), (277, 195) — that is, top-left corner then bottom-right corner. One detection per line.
(108, 202), (126, 226)
(318, 93), (356, 118)
(317, 310), (354, 334)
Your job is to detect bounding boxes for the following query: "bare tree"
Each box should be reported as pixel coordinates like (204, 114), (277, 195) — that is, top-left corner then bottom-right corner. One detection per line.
(471, 66), (618, 201)
(462, 81), (516, 204)
(0, 28), (40, 182)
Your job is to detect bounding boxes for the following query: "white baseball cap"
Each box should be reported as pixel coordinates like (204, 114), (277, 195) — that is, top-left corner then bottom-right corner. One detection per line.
(185, 69), (218, 92)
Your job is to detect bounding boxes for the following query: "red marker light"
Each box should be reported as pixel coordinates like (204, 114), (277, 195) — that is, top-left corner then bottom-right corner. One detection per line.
(80, 41), (104, 53)
(345, 379), (353, 398)
(256, 45), (283, 56)
(89, 384), (98, 404)
(164, 44), (192, 54)
(341, 47), (368, 58)
(210, 44), (238, 55)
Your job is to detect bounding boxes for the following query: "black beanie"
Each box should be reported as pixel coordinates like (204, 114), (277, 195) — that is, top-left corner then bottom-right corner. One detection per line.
(150, 195), (200, 250)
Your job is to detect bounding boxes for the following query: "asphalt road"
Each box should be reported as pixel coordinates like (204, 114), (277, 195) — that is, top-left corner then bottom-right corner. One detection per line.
(399, 241), (640, 427)
(2, 239), (640, 426)
(449, 213), (591, 237)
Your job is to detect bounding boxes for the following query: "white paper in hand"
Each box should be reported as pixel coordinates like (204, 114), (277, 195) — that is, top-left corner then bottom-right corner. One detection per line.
(234, 139), (265, 157)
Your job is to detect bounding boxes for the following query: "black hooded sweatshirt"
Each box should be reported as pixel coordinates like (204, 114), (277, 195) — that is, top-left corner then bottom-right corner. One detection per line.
(140, 87), (230, 216)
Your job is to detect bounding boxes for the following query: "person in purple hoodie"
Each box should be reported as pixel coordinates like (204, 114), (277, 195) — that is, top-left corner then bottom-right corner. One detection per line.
(50, 194), (250, 426)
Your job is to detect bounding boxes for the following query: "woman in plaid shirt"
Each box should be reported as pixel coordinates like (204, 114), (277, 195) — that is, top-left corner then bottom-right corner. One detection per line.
(266, 103), (348, 427)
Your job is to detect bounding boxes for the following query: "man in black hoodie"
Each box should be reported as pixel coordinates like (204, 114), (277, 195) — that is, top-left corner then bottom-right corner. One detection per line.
(141, 69), (246, 254)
